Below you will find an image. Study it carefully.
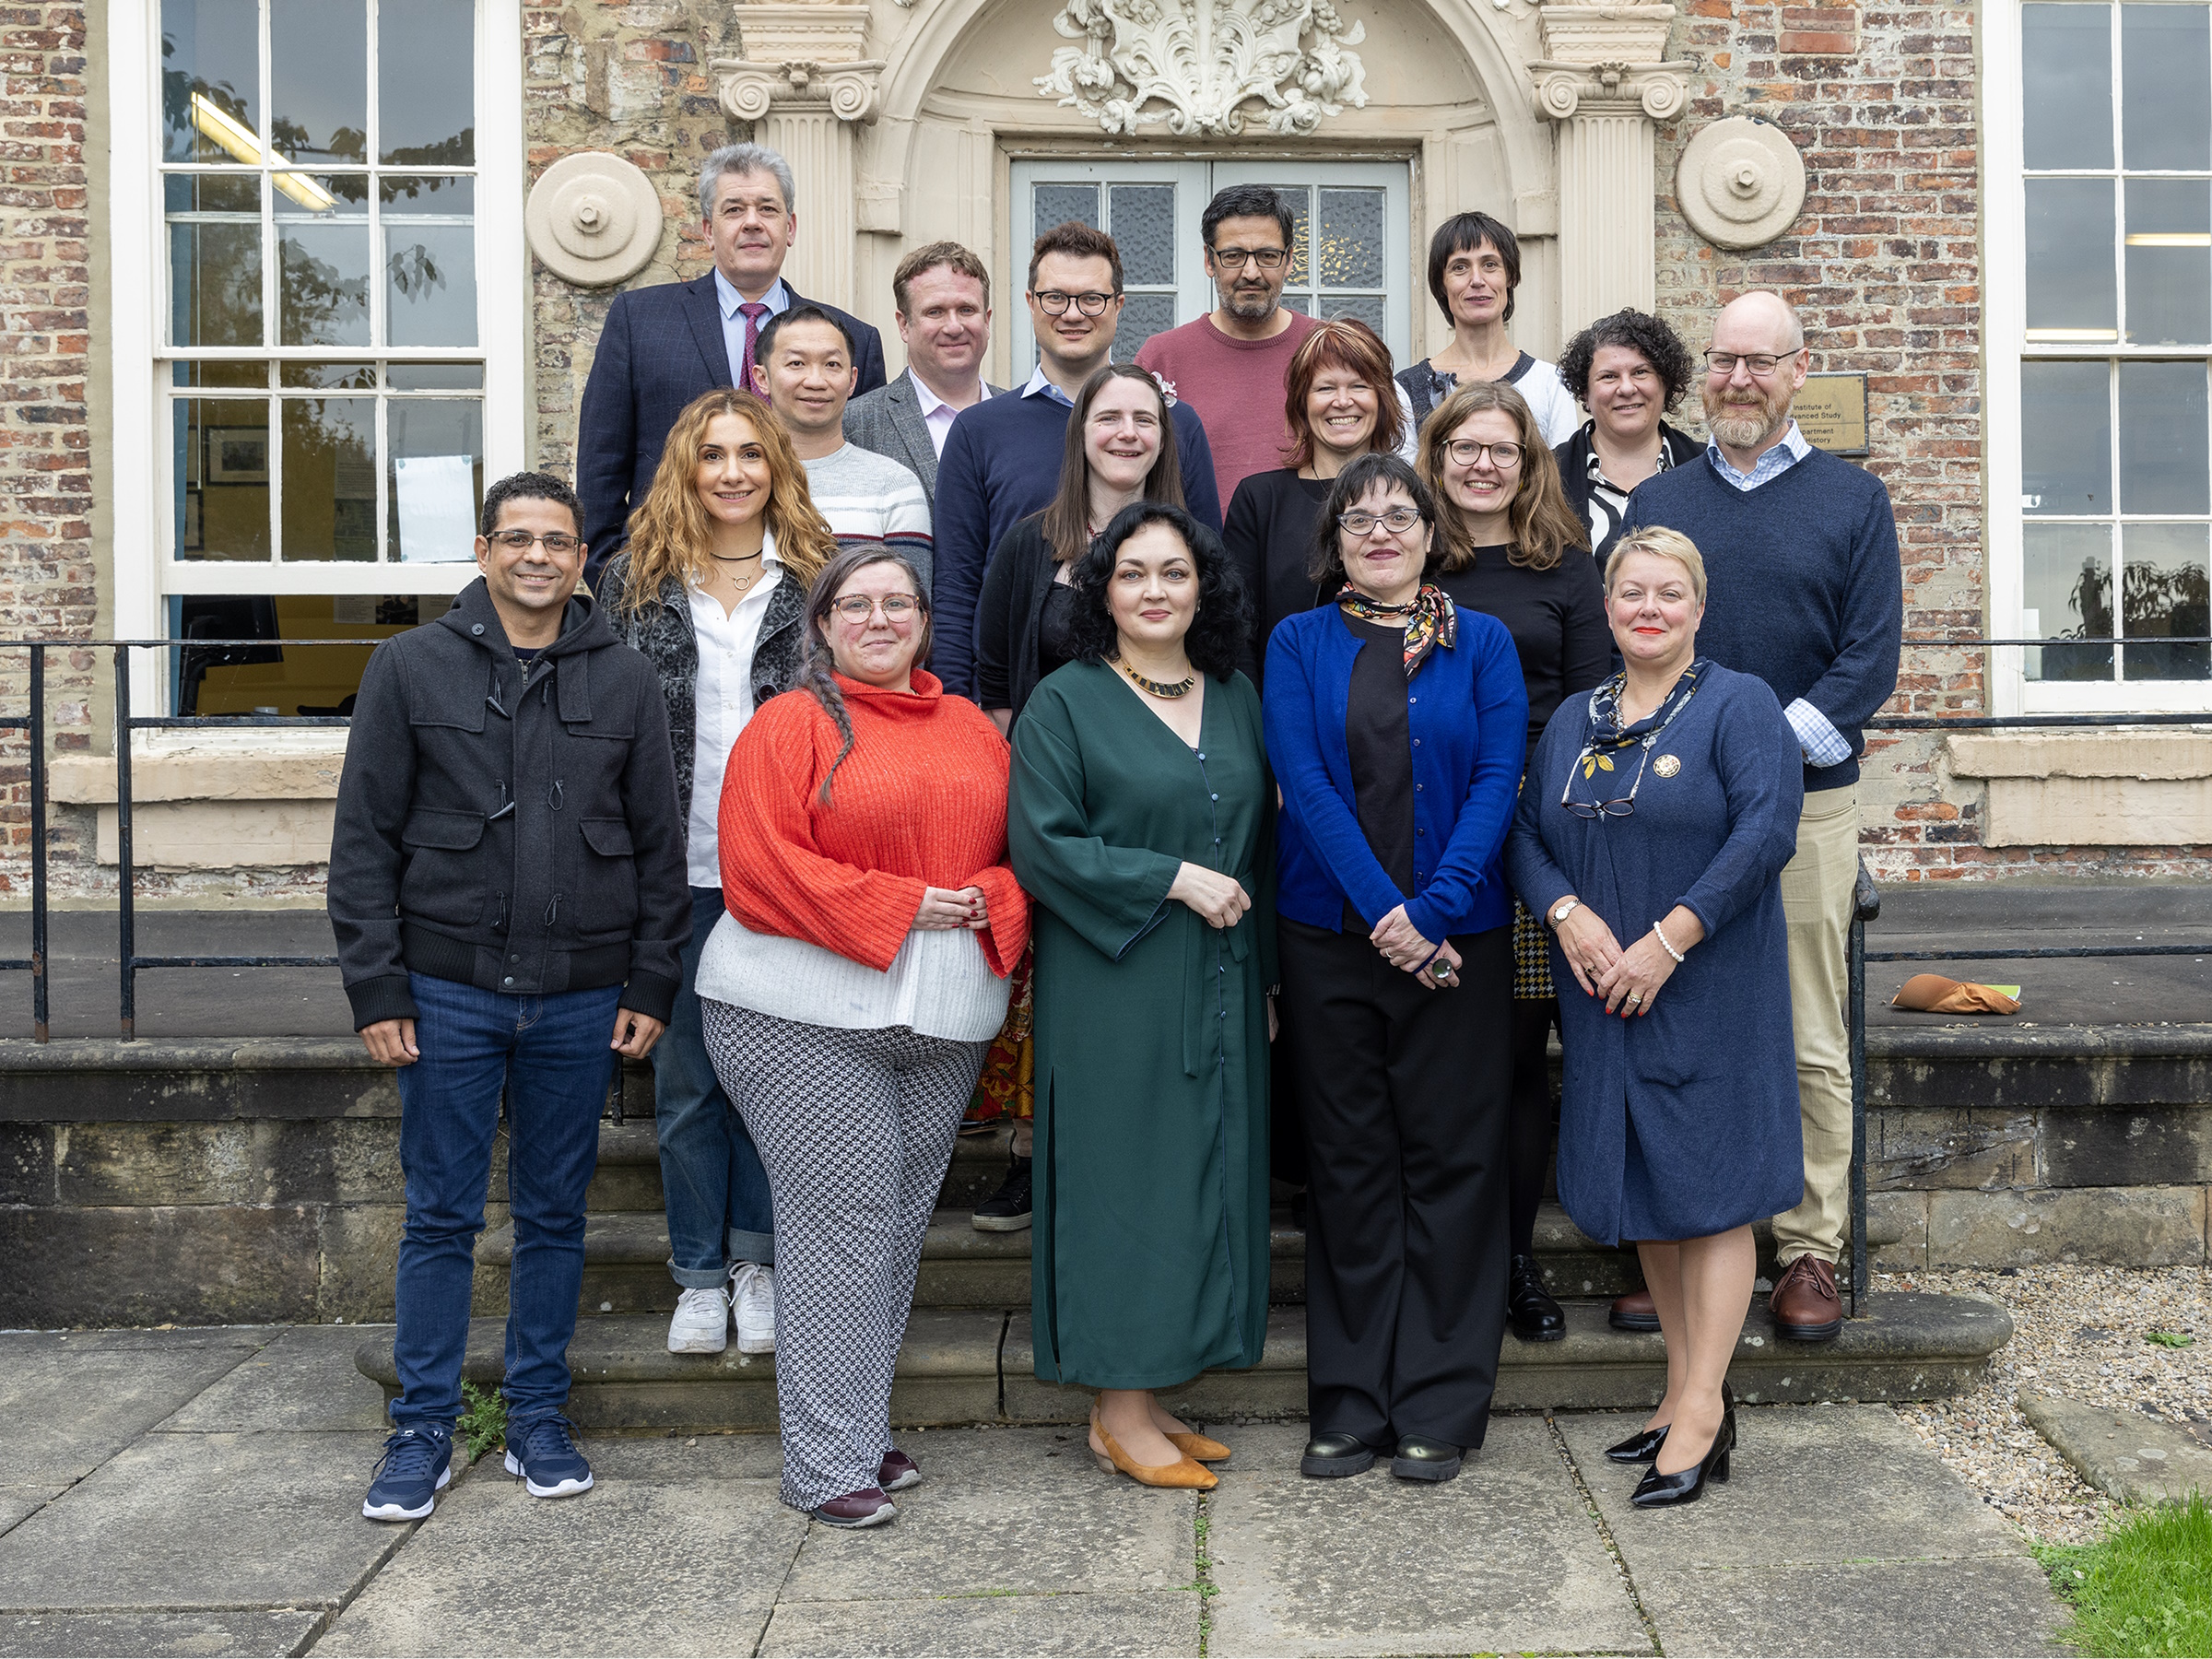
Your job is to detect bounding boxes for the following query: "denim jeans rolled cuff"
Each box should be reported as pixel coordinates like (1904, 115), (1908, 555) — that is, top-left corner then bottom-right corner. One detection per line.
(658, 885), (777, 1288)
(391, 971), (620, 1437)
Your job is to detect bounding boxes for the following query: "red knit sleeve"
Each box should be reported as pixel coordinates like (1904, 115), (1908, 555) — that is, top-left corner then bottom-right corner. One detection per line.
(717, 697), (924, 971)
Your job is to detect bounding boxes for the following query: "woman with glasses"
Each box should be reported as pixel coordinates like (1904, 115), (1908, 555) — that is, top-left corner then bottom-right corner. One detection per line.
(1415, 379), (1606, 1347)
(1221, 319), (1407, 688)
(1264, 452), (1527, 1486)
(598, 387), (840, 1361)
(968, 361), (1188, 1232)
(1506, 527), (1802, 1508)
(1009, 502), (1271, 1495)
(1553, 311), (1703, 566)
(700, 547), (1029, 1528)
(1396, 213), (1579, 443)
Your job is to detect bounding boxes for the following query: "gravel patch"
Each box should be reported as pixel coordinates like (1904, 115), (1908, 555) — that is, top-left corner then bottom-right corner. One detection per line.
(1882, 1265), (2211, 1545)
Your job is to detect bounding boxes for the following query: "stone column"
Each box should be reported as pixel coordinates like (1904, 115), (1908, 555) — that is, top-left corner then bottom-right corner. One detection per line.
(1528, 4), (1689, 328)
(712, 6), (882, 310)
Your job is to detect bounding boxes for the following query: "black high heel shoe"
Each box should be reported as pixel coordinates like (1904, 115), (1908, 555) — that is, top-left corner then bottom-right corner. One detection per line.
(1629, 1399), (1736, 1507)
(1606, 1381), (1732, 1465)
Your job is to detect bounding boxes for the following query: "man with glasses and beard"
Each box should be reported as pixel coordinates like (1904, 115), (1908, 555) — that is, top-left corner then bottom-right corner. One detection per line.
(929, 221), (1221, 700)
(1614, 290), (1901, 1347)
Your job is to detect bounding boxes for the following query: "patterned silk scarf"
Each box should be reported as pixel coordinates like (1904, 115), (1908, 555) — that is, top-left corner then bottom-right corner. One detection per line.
(1567, 657), (1708, 802)
(1336, 583), (1457, 678)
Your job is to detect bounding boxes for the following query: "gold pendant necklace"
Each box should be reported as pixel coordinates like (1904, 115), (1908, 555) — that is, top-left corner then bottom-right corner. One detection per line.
(1119, 659), (1195, 699)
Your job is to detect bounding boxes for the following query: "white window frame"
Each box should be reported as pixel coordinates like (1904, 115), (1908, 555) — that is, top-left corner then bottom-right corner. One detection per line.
(108, 0), (525, 689)
(1987, 0), (2212, 715)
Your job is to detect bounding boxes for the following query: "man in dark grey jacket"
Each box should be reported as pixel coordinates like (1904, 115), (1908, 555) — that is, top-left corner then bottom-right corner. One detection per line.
(330, 471), (688, 1524)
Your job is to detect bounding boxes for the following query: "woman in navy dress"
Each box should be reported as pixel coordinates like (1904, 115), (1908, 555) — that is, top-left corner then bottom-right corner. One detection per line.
(1506, 526), (1802, 1508)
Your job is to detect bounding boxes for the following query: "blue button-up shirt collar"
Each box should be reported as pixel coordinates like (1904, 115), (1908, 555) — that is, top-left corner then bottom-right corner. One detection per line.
(1020, 362), (1079, 408)
(713, 269), (791, 389)
(1706, 418), (1812, 491)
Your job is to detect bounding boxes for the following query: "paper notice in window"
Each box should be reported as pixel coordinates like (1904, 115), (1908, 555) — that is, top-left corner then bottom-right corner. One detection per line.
(395, 454), (477, 561)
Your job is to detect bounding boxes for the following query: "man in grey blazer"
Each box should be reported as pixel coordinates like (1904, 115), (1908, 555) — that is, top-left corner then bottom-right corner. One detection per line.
(842, 241), (1005, 518)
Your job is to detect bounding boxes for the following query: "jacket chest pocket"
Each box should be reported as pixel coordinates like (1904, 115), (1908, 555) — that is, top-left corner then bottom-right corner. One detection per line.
(572, 816), (639, 942)
(400, 807), (488, 928)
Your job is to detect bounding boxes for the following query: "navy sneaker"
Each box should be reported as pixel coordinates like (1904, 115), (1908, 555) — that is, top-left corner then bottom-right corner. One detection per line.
(503, 1417), (594, 1499)
(362, 1426), (453, 1521)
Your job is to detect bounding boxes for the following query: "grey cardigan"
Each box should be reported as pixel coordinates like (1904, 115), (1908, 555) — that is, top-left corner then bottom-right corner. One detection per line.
(595, 550), (810, 833)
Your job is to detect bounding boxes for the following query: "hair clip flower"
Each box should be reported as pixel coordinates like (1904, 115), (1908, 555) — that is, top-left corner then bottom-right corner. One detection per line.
(1147, 370), (1178, 407)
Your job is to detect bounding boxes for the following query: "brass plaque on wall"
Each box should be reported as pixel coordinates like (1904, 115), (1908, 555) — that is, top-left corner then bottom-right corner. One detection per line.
(1794, 372), (1870, 455)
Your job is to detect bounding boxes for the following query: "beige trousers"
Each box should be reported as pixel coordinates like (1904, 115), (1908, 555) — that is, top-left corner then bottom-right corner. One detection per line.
(1769, 782), (1861, 1267)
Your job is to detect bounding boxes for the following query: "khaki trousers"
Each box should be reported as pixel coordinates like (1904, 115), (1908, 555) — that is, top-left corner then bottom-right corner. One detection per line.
(1770, 782), (1860, 1267)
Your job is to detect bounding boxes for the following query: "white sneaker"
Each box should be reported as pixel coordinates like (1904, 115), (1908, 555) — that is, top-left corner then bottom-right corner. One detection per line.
(666, 1285), (730, 1354)
(730, 1262), (776, 1355)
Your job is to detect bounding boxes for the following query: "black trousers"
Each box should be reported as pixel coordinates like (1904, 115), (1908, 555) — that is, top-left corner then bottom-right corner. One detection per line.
(1279, 918), (1513, 1451)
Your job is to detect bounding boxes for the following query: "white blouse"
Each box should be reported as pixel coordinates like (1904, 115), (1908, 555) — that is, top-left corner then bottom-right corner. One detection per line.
(686, 535), (784, 888)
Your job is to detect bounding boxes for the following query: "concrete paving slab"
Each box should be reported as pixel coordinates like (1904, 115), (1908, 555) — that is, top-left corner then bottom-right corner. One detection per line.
(159, 1326), (393, 1433)
(579, 1433), (783, 1483)
(0, 1431), (401, 1612)
(1558, 1404), (2022, 1571)
(0, 1608), (324, 1657)
(778, 1426), (1195, 1605)
(0, 1497), (34, 1543)
(1203, 1417), (1648, 1658)
(313, 1470), (803, 1656)
(2020, 1390), (2212, 1505)
(758, 1590), (1201, 1657)
(1636, 1559), (2069, 1657)
(0, 1332), (260, 1492)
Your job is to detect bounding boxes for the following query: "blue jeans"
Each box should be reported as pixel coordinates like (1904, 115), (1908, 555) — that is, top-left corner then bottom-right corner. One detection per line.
(657, 886), (775, 1288)
(391, 972), (620, 1435)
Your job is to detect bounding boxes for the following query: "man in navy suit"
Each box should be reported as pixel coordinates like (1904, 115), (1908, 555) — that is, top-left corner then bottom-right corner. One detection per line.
(577, 142), (887, 588)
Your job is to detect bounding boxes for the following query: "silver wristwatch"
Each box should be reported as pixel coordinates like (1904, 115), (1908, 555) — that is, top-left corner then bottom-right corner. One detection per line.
(1550, 898), (1580, 928)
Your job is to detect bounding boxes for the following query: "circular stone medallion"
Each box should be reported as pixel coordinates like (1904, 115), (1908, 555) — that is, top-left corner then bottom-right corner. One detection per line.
(526, 152), (665, 288)
(1677, 116), (1807, 251)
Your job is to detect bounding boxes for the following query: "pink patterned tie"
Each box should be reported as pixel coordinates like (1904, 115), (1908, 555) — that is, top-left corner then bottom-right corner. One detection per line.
(738, 301), (769, 394)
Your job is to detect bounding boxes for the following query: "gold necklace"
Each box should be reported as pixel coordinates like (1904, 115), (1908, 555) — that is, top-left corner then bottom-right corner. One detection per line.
(1119, 658), (1195, 699)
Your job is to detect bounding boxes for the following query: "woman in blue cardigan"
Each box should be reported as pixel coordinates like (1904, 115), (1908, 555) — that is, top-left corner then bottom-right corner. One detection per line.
(1264, 452), (1527, 1486)
(1506, 526), (1804, 1508)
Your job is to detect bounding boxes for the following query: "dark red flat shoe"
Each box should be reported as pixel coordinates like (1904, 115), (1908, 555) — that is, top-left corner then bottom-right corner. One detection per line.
(811, 1486), (897, 1528)
(878, 1449), (921, 1492)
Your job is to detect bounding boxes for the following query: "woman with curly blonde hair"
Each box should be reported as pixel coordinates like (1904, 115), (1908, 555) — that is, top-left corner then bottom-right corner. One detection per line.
(595, 386), (841, 1362)
(1416, 376), (1607, 1351)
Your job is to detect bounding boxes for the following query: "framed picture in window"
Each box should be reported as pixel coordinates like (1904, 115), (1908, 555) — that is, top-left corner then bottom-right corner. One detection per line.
(206, 426), (270, 485)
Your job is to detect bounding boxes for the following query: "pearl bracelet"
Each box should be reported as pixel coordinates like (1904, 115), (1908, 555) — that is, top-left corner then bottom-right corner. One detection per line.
(1652, 919), (1686, 964)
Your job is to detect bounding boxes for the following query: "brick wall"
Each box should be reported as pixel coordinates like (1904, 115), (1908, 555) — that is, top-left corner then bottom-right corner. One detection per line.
(1656, 1), (2209, 881)
(0, 1), (94, 898)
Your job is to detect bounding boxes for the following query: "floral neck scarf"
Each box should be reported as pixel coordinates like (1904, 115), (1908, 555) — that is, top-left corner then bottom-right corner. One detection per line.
(1336, 583), (1457, 678)
(1562, 659), (1708, 813)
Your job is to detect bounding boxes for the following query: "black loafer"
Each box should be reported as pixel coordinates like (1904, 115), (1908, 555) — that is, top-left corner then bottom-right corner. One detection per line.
(1507, 1254), (1566, 1342)
(1300, 1432), (1376, 1478)
(1390, 1436), (1463, 1482)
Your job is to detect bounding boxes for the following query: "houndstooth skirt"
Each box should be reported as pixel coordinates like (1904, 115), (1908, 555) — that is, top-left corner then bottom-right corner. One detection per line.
(1512, 900), (1556, 1001)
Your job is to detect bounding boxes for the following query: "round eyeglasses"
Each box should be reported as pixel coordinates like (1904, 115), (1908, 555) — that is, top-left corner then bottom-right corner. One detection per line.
(831, 595), (924, 623)
(1444, 440), (1524, 468)
(1337, 507), (1424, 535)
(1032, 289), (1116, 317)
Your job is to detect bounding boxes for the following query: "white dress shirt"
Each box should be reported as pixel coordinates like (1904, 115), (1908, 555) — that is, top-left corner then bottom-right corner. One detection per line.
(686, 537), (785, 888)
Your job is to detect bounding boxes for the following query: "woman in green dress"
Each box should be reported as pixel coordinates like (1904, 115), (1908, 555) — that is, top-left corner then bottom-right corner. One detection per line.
(1010, 500), (1275, 1493)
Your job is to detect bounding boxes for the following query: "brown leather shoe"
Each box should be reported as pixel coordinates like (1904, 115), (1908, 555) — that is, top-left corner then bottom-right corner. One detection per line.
(1771, 1253), (1843, 1341)
(1609, 1288), (1661, 1332)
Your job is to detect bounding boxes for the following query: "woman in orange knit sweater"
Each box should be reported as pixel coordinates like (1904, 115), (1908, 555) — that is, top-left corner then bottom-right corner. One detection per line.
(698, 547), (1030, 1529)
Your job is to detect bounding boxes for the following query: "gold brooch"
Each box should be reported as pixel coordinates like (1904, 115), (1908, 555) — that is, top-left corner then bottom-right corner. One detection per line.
(1653, 754), (1681, 778)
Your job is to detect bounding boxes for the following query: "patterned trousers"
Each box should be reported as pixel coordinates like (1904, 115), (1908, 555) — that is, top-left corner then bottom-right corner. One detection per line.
(700, 1000), (989, 1512)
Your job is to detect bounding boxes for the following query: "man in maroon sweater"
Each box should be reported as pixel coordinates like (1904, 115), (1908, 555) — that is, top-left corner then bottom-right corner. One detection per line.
(1135, 185), (1321, 507)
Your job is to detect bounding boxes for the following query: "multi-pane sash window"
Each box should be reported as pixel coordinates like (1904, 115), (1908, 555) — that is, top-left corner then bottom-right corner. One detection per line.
(160, 0), (488, 570)
(2019, 1), (2212, 688)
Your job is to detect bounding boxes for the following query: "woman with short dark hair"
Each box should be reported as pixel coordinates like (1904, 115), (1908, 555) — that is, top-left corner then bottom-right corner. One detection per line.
(1396, 213), (1578, 443)
(1553, 309), (1703, 565)
(1010, 501), (1272, 1495)
(1265, 452), (1527, 1487)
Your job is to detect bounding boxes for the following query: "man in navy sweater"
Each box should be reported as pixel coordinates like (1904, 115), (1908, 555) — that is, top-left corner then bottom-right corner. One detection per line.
(930, 221), (1220, 700)
(1618, 290), (1901, 1344)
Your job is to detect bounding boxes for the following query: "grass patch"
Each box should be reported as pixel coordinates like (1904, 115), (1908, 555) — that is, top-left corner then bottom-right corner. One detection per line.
(2145, 1332), (2194, 1350)
(457, 1381), (508, 1461)
(2036, 1495), (2212, 1656)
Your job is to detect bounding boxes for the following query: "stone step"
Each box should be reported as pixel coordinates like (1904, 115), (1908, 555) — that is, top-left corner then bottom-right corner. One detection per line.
(472, 1205), (1904, 1318)
(355, 1291), (2012, 1432)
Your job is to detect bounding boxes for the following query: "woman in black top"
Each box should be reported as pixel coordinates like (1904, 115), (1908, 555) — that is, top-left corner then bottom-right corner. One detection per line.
(1417, 376), (1606, 1346)
(1221, 319), (1406, 688)
(976, 363), (1187, 728)
(1551, 309), (1703, 566)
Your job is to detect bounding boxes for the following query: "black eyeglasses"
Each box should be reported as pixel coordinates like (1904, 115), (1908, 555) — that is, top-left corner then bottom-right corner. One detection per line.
(1704, 350), (1794, 378)
(1032, 289), (1116, 316)
(1209, 246), (1288, 271)
(486, 530), (582, 557)
(1337, 506), (1423, 535)
(1560, 742), (1653, 819)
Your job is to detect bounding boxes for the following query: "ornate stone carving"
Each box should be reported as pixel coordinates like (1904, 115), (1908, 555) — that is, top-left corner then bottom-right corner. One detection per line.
(1529, 58), (1688, 121)
(1676, 115), (1807, 250)
(1536, 2), (1677, 66)
(712, 3), (882, 123)
(524, 152), (665, 288)
(1033, 0), (1369, 137)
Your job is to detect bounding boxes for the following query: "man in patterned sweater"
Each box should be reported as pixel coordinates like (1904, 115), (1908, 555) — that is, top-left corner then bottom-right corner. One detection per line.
(754, 305), (935, 592)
